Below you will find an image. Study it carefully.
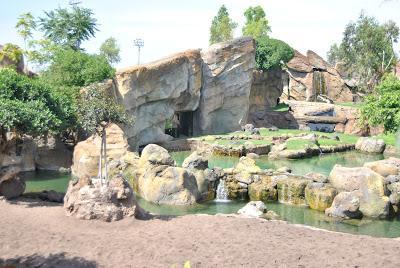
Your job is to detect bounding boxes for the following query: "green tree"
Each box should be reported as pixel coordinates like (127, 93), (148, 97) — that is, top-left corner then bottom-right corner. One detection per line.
(39, 6), (98, 50)
(0, 68), (75, 146)
(42, 49), (115, 89)
(255, 37), (294, 71)
(361, 74), (400, 132)
(77, 85), (130, 180)
(327, 13), (399, 92)
(242, 6), (271, 40)
(15, 12), (36, 68)
(100, 37), (121, 64)
(209, 5), (237, 45)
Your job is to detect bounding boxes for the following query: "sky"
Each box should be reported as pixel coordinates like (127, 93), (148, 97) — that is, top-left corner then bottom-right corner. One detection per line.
(1, 0), (400, 69)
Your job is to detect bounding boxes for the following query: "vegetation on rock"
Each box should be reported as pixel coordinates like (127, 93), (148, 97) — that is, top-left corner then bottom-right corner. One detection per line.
(242, 6), (271, 40)
(255, 37), (294, 71)
(209, 5), (237, 45)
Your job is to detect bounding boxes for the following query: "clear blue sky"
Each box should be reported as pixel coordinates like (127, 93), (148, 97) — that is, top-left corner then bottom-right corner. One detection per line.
(1, 0), (399, 69)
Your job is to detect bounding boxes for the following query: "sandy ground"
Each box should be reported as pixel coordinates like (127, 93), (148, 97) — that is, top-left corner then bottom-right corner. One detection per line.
(1, 199), (400, 268)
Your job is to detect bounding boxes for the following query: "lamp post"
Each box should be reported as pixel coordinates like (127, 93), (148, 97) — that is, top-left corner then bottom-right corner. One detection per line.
(134, 38), (144, 65)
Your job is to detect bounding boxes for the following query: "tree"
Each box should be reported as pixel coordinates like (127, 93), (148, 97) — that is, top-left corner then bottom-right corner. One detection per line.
(77, 85), (130, 181)
(42, 48), (115, 89)
(327, 13), (399, 92)
(15, 12), (36, 69)
(209, 5), (237, 45)
(39, 6), (98, 50)
(0, 68), (75, 151)
(100, 37), (121, 64)
(242, 6), (271, 40)
(255, 37), (294, 71)
(361, 74), (400, 132)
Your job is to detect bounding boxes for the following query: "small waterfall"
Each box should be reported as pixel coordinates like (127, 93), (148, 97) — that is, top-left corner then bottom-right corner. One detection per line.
(215, 179), (229, 202)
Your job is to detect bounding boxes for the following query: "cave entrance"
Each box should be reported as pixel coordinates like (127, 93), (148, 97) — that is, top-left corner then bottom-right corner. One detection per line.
(177, 111), (193, 137)
(165, 111), (194, 138)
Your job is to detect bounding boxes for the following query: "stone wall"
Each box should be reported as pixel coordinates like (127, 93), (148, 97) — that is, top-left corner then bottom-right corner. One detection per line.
(281, 50), (353, 102)
(109, 37), (256, 149)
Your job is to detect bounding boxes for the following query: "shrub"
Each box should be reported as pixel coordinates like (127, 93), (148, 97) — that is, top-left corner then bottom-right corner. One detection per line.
(255, 37), (294, 71)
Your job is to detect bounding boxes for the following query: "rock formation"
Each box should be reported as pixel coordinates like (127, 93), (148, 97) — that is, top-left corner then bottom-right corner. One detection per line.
(282, 50), (353, 102)
(72, 124), (129, 178)
(0, 166), (25, 199)
(101, 37), (256, 148)
(64, 175), (146, 222)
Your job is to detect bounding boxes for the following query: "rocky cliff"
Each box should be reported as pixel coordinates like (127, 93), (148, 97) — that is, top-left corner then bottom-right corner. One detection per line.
(109, 37), (256, 148)
(282, 50), (353, 102)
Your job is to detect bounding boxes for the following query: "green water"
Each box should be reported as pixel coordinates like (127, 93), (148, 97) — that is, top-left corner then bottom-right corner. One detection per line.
(21, 151), (400, 238)
(171, 150), (385, 176)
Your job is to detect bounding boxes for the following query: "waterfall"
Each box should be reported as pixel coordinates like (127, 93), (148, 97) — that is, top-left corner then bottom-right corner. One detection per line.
(215, 179), (229, 202)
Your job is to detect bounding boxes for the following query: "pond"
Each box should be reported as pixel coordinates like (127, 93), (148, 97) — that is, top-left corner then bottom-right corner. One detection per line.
(170, 150), (385, 175)
(22, 151), (400, 238)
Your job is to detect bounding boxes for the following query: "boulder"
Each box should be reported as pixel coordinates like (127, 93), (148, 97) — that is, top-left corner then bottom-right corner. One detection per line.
(305, 172), (329, 183)
(275, 175), (311, 205)
(364, 158), (400, 177)
(64, 175), (145, 222)
(72, 124), (129, 178)
(182, 151), (208, 170)
(0, 166), (25, 199)
(139, 144), (175, 166)
(225, 178), (248, 200)
(138, 166), (200, 205)
(0, 136), (36, 172)
(325, 191), (363, 219)
(38, 190), (64, 203)
(234, 157), (261, 174)
(237, 201), (267, 218)
(305, 183), (337, 211)
(248, 174), (278, 202)
(359, 195), (390, 219)
(355, 137), (386, 153)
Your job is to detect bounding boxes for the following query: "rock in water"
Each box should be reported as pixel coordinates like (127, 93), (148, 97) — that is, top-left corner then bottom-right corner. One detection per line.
(238, 201), (267, 218)
(64, 175), (146, 222)
(355, 137), (386, 153)
(325, 191), (363, 219)
(0, 166), (25, 199)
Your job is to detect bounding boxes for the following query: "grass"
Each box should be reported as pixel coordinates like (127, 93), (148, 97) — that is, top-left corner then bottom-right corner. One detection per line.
(336, 102), (363, 108)
(376, 133), (397, 146)
(318, 139), (343, 147)
(270, 103), (289, 112)
(285, 140), (317, 150)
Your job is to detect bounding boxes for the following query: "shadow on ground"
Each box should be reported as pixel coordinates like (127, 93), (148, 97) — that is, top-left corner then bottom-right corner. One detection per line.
(0, 253), (97, 268)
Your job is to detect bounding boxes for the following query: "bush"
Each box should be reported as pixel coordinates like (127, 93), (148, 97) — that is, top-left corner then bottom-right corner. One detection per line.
(0, 68), (75, 135)
(361, 74), (400, 132)
(255, 37), (294, 71)
(42, 49), (115, 88)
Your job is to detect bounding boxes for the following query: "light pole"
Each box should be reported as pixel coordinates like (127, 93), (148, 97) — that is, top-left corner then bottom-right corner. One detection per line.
(134, 38), (144, 65)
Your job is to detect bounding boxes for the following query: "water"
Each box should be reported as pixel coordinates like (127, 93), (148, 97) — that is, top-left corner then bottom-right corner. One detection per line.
(215, 180), (229, 201)
(21, 152), (400, 238)
(170, 150), (384, 176)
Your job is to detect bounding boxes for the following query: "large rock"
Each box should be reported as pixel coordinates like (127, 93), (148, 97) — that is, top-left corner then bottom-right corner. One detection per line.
(0, 136), (36, 172)
(305, 182), (337, 211)
(356, 137), (386, 153)
(72, 124), (129, 178)
(237, 201), (267, 218)
(325, 191), (363, 219)
(182, 151), (208, 170)
(0, 166), (25, 199)
(248, 174), (278, 202)
(364, 158), (400, 177)
(329, 165), (390, 218)
(64, 175), (145, 222)
(136, 144), (201, 205)
(282, 50), (353, 102)
(197, 37), (255, 134)
(275, 175), (311, 205)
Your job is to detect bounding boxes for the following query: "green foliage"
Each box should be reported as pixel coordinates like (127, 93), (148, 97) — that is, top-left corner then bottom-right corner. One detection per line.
(0, 43), (23, 63)
(77, 85), (130, 134)
(255, 37), (294, 71)
(327, 13), (399, 92)
(209, 5), (237, 45)
(42, 49), (115, 88)
(39, 6), (98, 50)
(242, 6), (270, 40)
(361, 74), (400, 132)
(100, 37), (121, 64)
(15, 12), (36, 50)
(0, 68), (75, 135)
